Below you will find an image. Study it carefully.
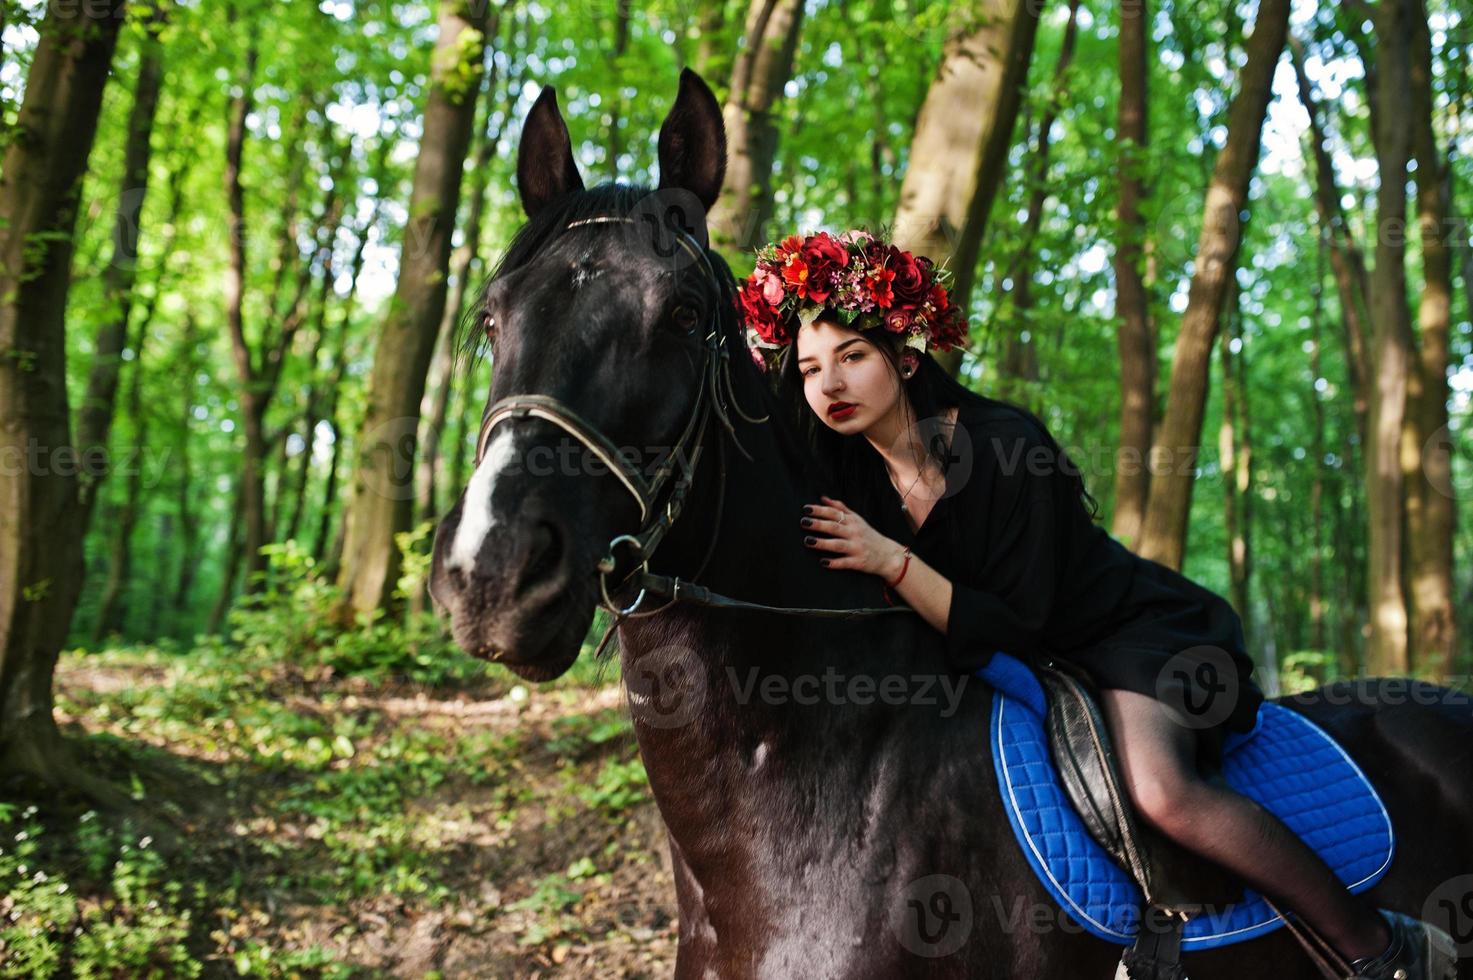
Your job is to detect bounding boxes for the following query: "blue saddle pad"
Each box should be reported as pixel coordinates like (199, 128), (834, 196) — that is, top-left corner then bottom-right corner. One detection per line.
(977, 653), (1395, 949)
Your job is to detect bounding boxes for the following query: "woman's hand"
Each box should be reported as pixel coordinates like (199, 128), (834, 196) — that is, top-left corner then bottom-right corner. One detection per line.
(801, 495), (906, 580)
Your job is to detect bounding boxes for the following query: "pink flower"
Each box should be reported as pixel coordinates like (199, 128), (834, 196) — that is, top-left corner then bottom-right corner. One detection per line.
(755, 265), (786, 305)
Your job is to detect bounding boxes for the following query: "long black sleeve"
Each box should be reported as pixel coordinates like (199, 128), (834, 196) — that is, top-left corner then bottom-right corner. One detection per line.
(942, 446), (1063, 674)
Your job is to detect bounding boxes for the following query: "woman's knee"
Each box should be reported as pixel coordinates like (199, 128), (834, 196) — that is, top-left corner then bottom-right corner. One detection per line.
(1125, 767), (1221, 842)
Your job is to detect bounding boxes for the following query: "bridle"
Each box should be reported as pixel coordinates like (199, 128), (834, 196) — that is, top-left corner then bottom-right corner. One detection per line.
(472, 214), (917, 657)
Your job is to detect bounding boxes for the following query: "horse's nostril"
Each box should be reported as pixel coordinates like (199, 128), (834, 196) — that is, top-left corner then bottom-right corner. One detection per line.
(518, 520), (565, 596)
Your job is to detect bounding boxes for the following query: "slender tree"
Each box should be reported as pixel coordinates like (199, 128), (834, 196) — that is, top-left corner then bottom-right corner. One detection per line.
(708, 0), (804, 253)
(995, 0), (1081, 416)
(1289, 35), (1371, 446)
(1112, 0), (1155, 551)
(1402, 0), (1456, 678)
(891, 1), (1042, 379)
(334, 0), (494, 618)
(1361, 0), (1416, 675)
(75, 0), (167, 527)
(1137, 0), (1291, 570)
(0, 0), (128, 782)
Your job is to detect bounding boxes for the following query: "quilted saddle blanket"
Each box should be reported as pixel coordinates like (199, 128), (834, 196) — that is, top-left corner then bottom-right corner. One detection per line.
(977, 652), (1395, 949)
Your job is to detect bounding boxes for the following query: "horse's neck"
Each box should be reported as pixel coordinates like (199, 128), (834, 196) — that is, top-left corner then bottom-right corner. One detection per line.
(645, 368), (861, 613)
(616, 374), (931, 843)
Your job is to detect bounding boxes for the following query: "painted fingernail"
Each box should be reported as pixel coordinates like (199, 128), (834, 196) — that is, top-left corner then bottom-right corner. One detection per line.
(804, 536), (816, 546)
(820, 559), (830, 567)
(802, 506), (812, 515)
(800, 517), (812, 527)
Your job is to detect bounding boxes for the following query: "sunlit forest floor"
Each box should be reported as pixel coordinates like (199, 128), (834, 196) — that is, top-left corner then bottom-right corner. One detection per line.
(1, 642), (677, 978)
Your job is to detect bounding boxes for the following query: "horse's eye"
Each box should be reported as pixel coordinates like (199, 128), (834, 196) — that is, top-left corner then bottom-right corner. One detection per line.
(482, 312), (496, 339)
(672, 304), (700, 331)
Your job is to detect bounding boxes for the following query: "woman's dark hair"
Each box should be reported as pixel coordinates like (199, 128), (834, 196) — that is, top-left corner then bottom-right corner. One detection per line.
(773, 315), (1101, 524)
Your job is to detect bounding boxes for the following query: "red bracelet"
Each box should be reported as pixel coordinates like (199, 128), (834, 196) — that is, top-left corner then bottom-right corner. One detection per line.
(885, 547), (912, 589)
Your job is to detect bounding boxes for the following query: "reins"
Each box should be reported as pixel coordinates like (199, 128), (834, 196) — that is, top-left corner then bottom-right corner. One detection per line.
(472, 214), (918, 660)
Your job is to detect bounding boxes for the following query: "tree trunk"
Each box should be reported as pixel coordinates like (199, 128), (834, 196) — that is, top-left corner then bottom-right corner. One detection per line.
(1308, 237), (1327, 656)
(1219, 285), (1252, 647)
(91, 256), (164, 642)
(417, 39), (516, 535)
(1137, 0), (1290, 570)
(334, 0), (492, 619)
(891, 1), (1043, 379)
(998, 0), (1081, 414)
(606, 0), (632, 177)
(206, 483), (245, 636)
(222, 43), (271, 593)
(1402, 0), (1456, 680)
(1289, 36), (1371, 448)
(313, 139), (389, 571)
(271, 139), (348, 546)
(1362, 0), (1416, 676)
(0, 0), (127, 781)
(75, 2), (165, 525)
(692, 0), (731, 85)
(172, 315), (201, 634)
(1112, 0), (1156, 552)
(708, 0), (804, 253)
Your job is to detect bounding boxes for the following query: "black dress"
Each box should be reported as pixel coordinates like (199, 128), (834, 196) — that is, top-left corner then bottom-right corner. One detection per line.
(873, 396), (1265, 770)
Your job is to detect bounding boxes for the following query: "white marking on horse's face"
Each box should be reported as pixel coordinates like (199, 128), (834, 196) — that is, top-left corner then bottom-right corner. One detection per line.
(447, 425), (517, 572)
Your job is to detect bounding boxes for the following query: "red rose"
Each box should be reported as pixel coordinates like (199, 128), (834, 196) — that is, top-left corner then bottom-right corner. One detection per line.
(890, 249), (928, 307)
(884, 305), (916, 333)
(798, 232), (849, 303)
(740, 275), (790, 344)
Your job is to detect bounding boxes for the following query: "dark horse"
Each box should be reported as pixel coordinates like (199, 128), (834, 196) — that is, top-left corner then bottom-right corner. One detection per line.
(429, 69), (1473, 978)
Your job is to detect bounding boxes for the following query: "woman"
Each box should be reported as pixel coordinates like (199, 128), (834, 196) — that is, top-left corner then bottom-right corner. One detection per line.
(737, 229), (1453, 980)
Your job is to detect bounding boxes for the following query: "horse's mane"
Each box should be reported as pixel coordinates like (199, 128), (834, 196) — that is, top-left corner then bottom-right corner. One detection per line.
(452, 180), (826, 493)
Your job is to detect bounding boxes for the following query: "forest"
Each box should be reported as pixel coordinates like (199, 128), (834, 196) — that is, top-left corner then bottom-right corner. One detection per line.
(0, 0), (1470, 974)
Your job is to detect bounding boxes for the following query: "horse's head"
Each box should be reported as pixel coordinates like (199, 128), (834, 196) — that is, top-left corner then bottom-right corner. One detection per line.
(429, 69), (730, 681)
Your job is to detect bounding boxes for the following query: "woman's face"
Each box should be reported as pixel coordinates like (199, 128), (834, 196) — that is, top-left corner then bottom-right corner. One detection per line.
(794, 317), (901, 433)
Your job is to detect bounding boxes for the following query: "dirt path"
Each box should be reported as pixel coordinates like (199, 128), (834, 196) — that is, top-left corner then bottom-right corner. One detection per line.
(48, 652), (681, 978)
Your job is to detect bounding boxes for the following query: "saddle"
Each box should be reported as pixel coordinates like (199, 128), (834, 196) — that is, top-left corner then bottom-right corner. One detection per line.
(1037, 657), (1241, 980)
(978, 652), (1395, 980)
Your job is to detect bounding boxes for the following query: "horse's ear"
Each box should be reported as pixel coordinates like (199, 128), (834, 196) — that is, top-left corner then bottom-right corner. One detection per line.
(656, 68), (726, 213)
(517, 85), (585, 219)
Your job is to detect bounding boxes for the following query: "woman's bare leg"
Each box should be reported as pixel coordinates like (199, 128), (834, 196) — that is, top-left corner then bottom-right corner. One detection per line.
(1095, 687), (1392, 963)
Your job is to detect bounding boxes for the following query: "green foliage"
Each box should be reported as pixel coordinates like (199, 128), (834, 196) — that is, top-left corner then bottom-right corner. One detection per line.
(506, 872), (584, 947)
(0, 808), (198, 979)
(228, 538), (485, 688)
(575, 758), (649, 815)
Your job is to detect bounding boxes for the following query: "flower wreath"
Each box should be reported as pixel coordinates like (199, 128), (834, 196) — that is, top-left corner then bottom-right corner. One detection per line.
(737, 228), (969, 372)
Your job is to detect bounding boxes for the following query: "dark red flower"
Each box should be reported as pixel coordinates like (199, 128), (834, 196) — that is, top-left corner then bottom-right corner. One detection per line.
(740, 274), (790, 344)
(868, 264), (895, 309)
(884, 305), (916, 334)
(798, 232), (849, 303)
(890, 249), (928, 307)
